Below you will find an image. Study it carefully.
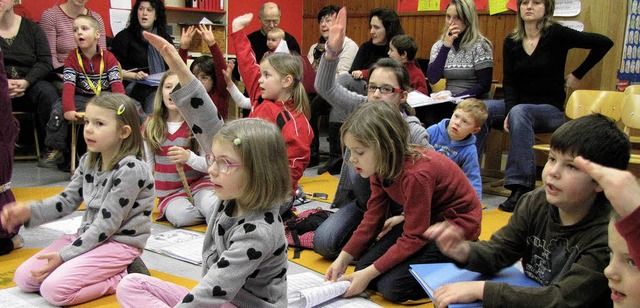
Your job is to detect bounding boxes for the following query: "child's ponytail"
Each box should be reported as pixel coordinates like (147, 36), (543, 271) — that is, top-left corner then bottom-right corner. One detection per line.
(264, 53), (310, 118)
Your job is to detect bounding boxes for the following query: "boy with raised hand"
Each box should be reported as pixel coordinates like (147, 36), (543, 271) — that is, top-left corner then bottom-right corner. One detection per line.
(42, 15), (125, 169)
(427, 98), (487, 199)
(425, 114), (630, 308)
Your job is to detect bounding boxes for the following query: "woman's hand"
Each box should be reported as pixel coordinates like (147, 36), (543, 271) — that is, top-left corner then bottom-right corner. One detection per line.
(351, 70), (363, 80)
(443, 24), (460, 48)
(376, 215), (404, 240)
(222, 60), (235, 86)
(0, 202), (31, 232)
(232, 14), (253, 33)
(198, 24), (217, 47)
(180, 25), (196, 50)
(325, 7), (347, 60)
(126, 70), (148, 81)
(339, 265), (380, 297)
(167, 146), (190, 164)
(31, 252), (64, 282)
(8, 79), (29, 98)
(424, 221), (471, 263)
(433, 281), (485, 308)
(565, 73), (580, 90)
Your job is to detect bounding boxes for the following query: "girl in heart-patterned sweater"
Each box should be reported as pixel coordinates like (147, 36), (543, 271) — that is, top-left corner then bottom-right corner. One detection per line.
(116, 31), (289, 308)
(0, 93), (155, 306)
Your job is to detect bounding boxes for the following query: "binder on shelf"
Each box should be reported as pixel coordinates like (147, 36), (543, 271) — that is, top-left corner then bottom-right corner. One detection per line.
(198, 0), (205, 11)
(409, 262), (540, 308)
(185, 0), (197, 8)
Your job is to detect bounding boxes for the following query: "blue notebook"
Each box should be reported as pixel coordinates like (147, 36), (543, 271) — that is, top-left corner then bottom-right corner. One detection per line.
(409, 262), (540, 308)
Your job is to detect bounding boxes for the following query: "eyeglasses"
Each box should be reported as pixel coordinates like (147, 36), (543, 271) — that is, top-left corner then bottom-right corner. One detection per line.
(262, 19), (280, 26)
(365, 85), (403, 94)
(205, 153), (242, 174)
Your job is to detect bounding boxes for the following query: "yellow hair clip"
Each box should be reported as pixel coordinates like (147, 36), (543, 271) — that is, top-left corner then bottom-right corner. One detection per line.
(117, 104), (125, 115)
(233, 138), (242, 146)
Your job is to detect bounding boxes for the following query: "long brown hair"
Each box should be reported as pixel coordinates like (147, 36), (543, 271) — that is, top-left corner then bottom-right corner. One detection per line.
(510, 0), (557, 42)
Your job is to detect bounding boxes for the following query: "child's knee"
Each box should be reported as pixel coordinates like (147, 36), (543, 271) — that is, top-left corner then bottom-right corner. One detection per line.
(40, 277), (77, 306)
(118, 273), (141, 293)
(13, 263), (41, 292)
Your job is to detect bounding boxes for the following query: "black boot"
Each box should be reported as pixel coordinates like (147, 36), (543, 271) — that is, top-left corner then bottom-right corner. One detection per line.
(498, 185), (533, 212)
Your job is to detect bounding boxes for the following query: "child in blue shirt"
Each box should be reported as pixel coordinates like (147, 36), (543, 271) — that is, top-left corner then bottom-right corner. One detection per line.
(426, 98), (487, 198)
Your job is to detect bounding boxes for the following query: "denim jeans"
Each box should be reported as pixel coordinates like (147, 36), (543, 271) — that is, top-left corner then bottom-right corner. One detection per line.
(312, 200), (364, 259)
(354, 222), (451, 302)
(504, 103), (565, 188)
(474, 99), (506, 156)
(13, 80), (60, 147)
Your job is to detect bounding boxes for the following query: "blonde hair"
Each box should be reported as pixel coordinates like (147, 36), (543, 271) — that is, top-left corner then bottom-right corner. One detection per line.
(74, 14), (101, 32)
(261, 53), (310, 118)
(213, 118), (291, 210)
(443, 0), (491, 49)
(267, 27), (285, 40)
(341, 101), (420, 180)
(86, 93), (144, 170)
(455, 98), (488, 126)
(510, 0), (557, 42)
(143, 71), (198, 154)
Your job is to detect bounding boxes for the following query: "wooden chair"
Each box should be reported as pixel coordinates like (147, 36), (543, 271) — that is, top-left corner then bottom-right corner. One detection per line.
(621, 94), (640, 164)
(532, 90), (625, 154)
(13, 112), (41, 160)
(70, 113), (85, 176)
(624, 85), (640, 96)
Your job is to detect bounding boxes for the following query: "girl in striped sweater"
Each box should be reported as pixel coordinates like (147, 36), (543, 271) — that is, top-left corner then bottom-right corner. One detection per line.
(142, 71), (218, 227)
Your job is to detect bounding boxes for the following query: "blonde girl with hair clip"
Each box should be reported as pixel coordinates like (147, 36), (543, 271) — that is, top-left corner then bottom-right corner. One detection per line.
(118, 118), (291, 307)
(143, 70), (218, 227)
(229, 13), (313, 212)
(325, 101), (482, 303)
(0, 93), (155, 306)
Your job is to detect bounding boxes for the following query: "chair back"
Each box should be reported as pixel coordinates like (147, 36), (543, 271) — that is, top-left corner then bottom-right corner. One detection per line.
(622, 94), (640, 134)
(565, 90), (624, 120)
(624, 85), (640, 96)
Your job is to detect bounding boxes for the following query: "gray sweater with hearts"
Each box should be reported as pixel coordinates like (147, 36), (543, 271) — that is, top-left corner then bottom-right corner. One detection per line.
(26, 155), (155, 261)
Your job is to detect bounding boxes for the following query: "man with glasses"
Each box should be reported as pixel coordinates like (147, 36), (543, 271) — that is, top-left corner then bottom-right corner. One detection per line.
(246, 2), (301, 62)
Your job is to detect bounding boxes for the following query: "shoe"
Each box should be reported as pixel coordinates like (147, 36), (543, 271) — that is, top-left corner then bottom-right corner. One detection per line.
(317, 157), (343, 175)
(127, 257), (150, 276)
(11, 234), (24, 250)
(38, 150), (64, 169)
(498, 186), (532, 212)
(308, 155), (319, 168)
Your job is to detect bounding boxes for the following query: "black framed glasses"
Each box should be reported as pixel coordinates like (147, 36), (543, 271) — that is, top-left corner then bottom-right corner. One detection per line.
(205, 153), (242, 174)
(365, 84), (403, 94)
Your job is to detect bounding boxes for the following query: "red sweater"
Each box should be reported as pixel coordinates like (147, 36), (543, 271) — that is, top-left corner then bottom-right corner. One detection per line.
(343, 148), (482, 273)
(616, 206), (640, 266)
(361, 60), (428, 95)
(179, 43), (229, 120)
(62, 47), (124, 112)
(231, 30), (313, 192)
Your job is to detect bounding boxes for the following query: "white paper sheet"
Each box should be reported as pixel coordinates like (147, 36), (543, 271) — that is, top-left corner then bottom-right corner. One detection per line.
(554, 0), (581, 17)
(40, 216), (83, 234)
(558, 20), (584, 32)
(111, 0), (132, 10)
(110, 9), (131, 37)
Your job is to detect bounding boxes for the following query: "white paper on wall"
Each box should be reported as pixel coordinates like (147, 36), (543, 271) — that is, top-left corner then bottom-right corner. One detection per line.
(554, 0), (581, 17)
(111, 0), (132, 10)
(558, 20), (584, 31)
(110, 9), (131, 36)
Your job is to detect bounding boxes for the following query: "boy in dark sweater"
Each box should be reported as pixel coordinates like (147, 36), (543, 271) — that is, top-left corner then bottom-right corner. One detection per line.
(425, 114), (630, 308)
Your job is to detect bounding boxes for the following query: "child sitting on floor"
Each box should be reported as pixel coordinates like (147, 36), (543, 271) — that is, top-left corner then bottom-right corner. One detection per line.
(425, 114), (631, 307)
(427, 98), (487, 198)
(1, 93), (154, 306)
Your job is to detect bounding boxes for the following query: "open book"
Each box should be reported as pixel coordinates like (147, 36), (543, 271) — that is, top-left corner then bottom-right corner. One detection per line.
(409, 262), (540, 308)
(287, 272), (381, 308)
(145, 229), (204, 265)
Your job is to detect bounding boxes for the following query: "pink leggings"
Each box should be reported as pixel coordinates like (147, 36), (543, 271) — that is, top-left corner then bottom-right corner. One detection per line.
(14, 234), (141, 306)
(117, 274), (237, 308)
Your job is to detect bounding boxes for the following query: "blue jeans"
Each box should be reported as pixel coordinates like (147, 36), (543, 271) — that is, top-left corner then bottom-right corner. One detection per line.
(505, 103), (565, 188)
(474, 99), (506, 156)
(312, 200), (364, 259)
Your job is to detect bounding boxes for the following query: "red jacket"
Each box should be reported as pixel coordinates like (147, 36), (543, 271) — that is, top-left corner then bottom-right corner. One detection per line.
(231, 30), (313, 193)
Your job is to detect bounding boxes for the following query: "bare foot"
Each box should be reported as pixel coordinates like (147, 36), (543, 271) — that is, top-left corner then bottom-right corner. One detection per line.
(11, 234), (24, 250)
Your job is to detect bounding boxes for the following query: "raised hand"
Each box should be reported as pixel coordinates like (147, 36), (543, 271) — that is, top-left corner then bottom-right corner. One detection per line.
(325, 7), (347, 60)
(180, 25), (197, 50)
(232, 13), (253, 33)
(197, 24), (217, 46)
(143, 31), (194, 86)
(222, 59), (235, 86)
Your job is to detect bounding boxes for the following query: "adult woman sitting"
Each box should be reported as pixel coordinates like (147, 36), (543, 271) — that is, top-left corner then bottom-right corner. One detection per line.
(0, 0), (58, 156)
(40, 0), (107, 81)
(484, 0), (613, 212)
(319, 7), (404, 175)
(423, 0), (493, 127)
(111, 0), (172, 114)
